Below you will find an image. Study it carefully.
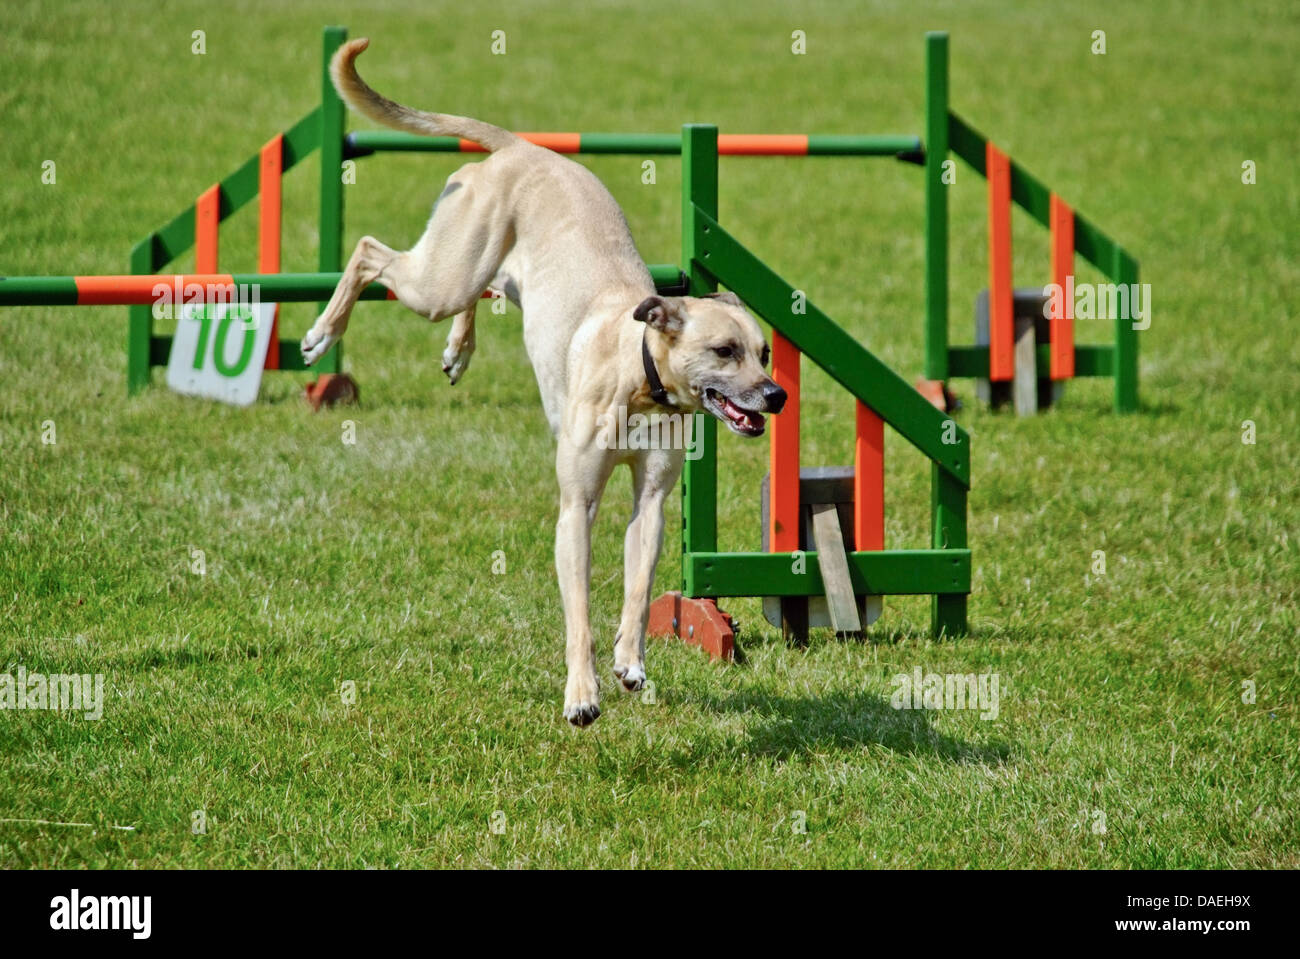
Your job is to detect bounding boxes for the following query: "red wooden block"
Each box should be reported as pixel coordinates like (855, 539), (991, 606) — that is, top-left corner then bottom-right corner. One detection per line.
(303, 373), (359, 411)
(648, 591), (735, 662)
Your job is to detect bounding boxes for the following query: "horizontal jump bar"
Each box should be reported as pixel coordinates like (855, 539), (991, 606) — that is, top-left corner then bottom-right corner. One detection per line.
(0, 265), (687, 306)
(685, 549), (972, 598)
(345, 131), (924, 158)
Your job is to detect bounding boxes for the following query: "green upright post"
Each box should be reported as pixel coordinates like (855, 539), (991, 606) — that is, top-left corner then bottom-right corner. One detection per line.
(930, 463), (968, 637)
(1113, 248), (1140, 412)
(681, 124), (719, 575)
(924, 31), (950, 382)
(317, 25), (347, 374)
(126, 236), (154, 394)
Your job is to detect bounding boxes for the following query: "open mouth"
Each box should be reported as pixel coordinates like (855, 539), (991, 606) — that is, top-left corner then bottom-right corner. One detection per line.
(704, 388), (766, 437)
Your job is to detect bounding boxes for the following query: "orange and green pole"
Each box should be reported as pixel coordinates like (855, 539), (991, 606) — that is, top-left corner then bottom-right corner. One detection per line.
(344, 130), (923, 158)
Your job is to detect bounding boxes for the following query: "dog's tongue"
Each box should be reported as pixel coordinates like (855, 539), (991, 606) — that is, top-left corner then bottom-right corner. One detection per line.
(723, 396), (763, 431)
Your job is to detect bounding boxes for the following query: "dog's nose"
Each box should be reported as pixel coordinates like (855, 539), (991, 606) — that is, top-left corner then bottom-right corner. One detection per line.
(762, 381), (787, 414)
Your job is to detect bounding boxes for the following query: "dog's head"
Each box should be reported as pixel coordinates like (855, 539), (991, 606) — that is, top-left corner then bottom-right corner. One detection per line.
(633, 292), (786, 436)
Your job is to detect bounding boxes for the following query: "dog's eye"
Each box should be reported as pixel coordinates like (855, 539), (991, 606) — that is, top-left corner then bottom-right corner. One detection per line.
(760, 346), (770, 366)
(713, 346), (735, 359)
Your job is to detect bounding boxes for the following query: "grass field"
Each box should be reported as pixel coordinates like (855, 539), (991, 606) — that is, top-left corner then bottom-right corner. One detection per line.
(1, 0), (1296, 868)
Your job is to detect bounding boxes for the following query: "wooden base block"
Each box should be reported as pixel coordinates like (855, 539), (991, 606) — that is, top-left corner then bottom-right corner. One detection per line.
(647, 591), (736, 661)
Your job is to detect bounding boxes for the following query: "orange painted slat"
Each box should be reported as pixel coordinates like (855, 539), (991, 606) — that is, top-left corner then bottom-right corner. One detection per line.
(195, 184), (220, 274)
(854, 402), (884, 551)
(458, 132), (582, 153)
(769, 332), (801, 553)
(452, 132), (810, 156)
(259, 135), (284, 370)
(718, 134), (808, 156)
(986, 143), (1014, 382)
(76, 274), (236, 305)
(1049, 192), (1075, 380)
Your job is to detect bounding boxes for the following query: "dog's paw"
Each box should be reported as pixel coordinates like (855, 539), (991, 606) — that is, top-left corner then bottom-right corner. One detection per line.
(441, 339), (474, 385)
(300, 327), (337, 367)
(612, 663), (646, 692)
(563, 701), (601, 727)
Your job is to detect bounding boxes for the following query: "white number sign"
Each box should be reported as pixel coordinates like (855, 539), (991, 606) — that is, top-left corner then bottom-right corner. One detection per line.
(166, 301), (276, 406)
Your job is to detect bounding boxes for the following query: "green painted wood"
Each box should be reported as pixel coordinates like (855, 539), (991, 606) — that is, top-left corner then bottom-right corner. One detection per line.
(583, 132), (683, 154)
(1010, 160), (1051, 229)
(153, 206), (197, 269)
(681, 125), (720, 564)
(316, 26), (347, 375)
(947, 111), (986, 175)
(806, 134), (923, 155)
(925, 32), (950, 380)
(148, 108), (321, 269)
(930, 463), (969, 636)
(684, 550), (971, 597)
(950, 112), (1126, 282)
(1114, 248), (1140, 412)
(2, 268), (684, 310)
(1074, 209), (1122, 283)
(0, 275), (79, 305)
(149, 336), (170, 366)
(946, 344), (1115, 378)
(343, 130), (923, 157)
(692, 209), (971, 487)
(276, 341), (311, 371)
(127, 238), (154, 394)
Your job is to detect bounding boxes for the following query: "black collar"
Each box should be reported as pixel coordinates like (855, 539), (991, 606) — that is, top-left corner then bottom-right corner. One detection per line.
(642, 331), (675, 407)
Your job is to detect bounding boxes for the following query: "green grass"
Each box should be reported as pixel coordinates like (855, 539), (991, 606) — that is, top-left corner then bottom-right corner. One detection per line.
(1, 0), (1296, 868)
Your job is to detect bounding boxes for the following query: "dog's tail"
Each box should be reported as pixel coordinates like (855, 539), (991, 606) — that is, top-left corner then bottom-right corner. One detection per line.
(330, 38), (519, 153)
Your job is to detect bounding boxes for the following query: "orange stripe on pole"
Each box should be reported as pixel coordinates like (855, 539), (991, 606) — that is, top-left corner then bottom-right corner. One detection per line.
(986, 143), (1013, 382)
(195, 185), (220, 274)
(719, 134), (808, 156)
(76, 274), (236, 305)
(259, 135), (283, 370)
(458, 132), (582, 153)
(1049, 192), (1075, 380)
(769, 332), (801, 553)
(854, 402), (884, 551)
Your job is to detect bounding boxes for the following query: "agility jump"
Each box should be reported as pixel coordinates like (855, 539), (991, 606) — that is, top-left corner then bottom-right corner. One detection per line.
(0, 28), (1146, 649)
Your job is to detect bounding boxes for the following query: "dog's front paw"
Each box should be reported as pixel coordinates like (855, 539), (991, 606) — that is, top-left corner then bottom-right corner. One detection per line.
(612, 663), (646, 692)
(563, 700), (601, 727)
(300, 326), (337, 367)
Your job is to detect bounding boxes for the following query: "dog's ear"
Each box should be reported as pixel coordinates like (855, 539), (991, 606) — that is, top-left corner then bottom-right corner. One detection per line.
(705, 291), (745, 308)
(633, 296), (685, 333)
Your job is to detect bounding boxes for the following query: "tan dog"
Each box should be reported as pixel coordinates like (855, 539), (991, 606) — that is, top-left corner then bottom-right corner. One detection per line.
(302, 39), (786, 725)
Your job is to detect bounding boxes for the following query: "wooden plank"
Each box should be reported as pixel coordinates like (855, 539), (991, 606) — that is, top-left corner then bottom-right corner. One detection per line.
(195, 184), (220, 274)
(687, 549), (972, 597)
(692, 210), (970, 486)
(986, 143), (1014, 382)
(853, 402), (884, 550)
(769, 332), (801, 552)
(259, 134), (284, 370)
(1050, 193), (1075, 379)
(810, 503), (863, 635)
(1013, 316), (1038, 416)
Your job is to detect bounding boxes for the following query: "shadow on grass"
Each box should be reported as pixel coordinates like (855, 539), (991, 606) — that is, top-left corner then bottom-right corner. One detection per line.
(674, 686), (1011, 766)
(111, 641), (284, 671)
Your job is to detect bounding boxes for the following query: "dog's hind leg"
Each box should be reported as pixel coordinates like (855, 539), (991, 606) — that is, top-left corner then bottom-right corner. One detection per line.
(441, 306), (476, 384)
(302, 234), (401, 365)
(303, 168), (510, 366)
